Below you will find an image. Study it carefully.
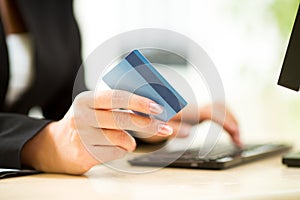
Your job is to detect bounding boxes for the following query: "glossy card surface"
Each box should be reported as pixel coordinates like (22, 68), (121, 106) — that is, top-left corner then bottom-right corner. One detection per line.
(103, 50), (187, 121)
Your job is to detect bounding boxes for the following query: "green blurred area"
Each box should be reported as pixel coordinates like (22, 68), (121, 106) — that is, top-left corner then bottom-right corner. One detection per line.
(229, 0), (300, 137)
(269, 0), (299, 38)
(269, 1), (300, 134)
(230, 0), (299, 37)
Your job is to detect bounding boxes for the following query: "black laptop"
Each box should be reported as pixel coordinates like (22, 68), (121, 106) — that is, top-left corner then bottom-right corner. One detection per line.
(129, 142), (291, 170)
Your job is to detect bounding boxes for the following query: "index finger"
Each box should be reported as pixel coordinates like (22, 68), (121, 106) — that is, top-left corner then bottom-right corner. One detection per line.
(91, 90), (163, 115)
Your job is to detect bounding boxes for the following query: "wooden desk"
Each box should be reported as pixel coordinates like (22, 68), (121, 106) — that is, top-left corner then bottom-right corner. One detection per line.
(1, 154), (300, 200)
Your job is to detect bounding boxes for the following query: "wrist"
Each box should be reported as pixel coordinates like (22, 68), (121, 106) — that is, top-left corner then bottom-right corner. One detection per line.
(20, 121), (61, 171)
(21, 117), (99, 175)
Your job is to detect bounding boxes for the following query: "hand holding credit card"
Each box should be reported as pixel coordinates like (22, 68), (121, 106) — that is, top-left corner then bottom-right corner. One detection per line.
(103, 49), (187, 122)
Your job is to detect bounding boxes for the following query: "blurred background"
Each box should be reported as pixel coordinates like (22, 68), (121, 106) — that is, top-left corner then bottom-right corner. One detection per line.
(74, 0), (300, 146)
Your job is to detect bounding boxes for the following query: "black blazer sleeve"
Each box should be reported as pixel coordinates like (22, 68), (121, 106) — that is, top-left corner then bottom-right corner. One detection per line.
(0, 0), (85, 169)
(0, 114), (51, 169)
(0, 10), (50, 169)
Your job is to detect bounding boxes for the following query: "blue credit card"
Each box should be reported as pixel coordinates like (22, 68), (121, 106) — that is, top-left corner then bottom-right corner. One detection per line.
(102, 49), (187, 122)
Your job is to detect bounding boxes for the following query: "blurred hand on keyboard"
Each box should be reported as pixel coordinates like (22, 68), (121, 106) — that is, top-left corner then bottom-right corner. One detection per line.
(141, 103), (242, 148)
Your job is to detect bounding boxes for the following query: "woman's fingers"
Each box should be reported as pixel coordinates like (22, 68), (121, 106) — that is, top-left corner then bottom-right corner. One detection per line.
(78, 127), (136, 152)
(167, 120), (192, 138)
(134, 121), (192, 143)
(92, 110), (173, 137)
(209, 104), (242, 147)
(87, 145), (128, 164)
(73, 90), (173, 140)
(91, 90), (163, 115)
(101, 129), (136, 152)
(222, 119), (242, 147)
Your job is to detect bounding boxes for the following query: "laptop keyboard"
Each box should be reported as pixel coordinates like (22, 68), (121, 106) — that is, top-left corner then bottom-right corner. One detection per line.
(129, 143), (291, 169)
(176, 144), (282, 161)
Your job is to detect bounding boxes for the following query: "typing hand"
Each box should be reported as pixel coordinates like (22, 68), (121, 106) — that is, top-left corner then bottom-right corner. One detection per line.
(21, 90), (173, 175)
(141, 103), (242, 147)
(199, 103), (242, 147)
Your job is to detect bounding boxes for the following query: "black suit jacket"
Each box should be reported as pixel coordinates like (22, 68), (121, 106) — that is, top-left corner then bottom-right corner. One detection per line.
(0, 0), (86, 168)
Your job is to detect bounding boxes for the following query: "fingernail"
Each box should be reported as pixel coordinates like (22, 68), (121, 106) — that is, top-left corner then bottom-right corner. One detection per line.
(149, 102), (163, 115)
(158, 124), (173, 135)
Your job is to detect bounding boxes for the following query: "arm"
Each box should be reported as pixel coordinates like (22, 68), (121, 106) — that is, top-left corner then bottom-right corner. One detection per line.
(9, 90), (173, 175)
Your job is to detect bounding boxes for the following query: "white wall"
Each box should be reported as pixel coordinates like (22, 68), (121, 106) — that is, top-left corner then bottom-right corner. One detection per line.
(74, 0), (300, 145)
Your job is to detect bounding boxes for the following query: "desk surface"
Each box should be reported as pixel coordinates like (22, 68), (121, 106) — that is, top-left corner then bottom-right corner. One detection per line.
(1, 154), (300, 200)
